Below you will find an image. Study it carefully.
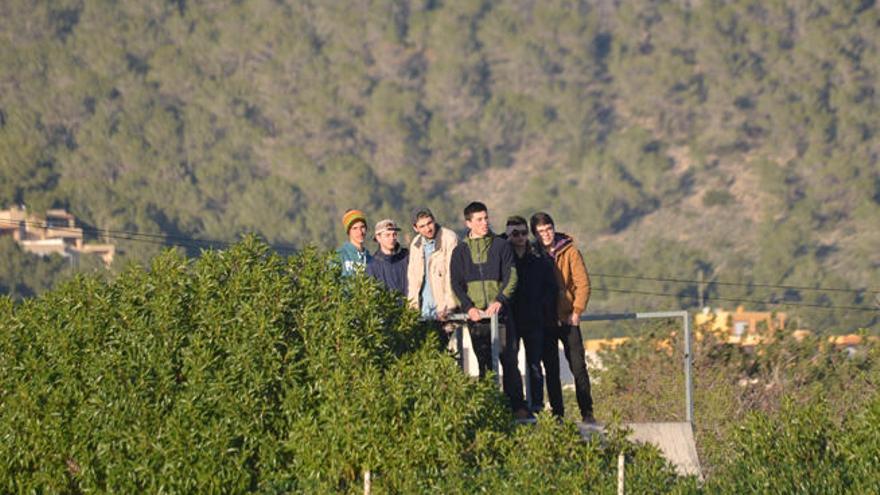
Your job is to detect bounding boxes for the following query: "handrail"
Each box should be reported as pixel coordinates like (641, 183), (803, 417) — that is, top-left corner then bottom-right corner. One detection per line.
(445, 312), (500, 384)
(442, 310), (694, 424)
(580, 311), (694, 424)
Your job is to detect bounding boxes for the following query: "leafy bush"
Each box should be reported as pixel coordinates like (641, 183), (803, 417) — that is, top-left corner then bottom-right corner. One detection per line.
(0, 239), (687, 493)
(701, 189), (735, 207)
(705, 396), (880, 493)
(593, 322), (880, 491)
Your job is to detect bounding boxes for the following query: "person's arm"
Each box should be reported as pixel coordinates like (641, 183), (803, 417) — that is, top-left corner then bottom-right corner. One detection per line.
(439, 230), (460, 316)
(365, 259), (378, 280)
(569, 248), (591, 318)
(405, 240), (421, 309)
(495, 240), (518, 304)
(397, 252), (410, 295)
(450, 245), (475, 314)
(335, 246), (348, 276)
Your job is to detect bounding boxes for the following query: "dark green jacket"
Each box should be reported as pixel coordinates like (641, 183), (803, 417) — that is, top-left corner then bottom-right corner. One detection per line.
(336, 241), (371, 276)
(449, 233), (518, 312)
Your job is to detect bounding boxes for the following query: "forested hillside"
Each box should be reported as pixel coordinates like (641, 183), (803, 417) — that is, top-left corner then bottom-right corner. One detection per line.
(1, 0), (878, 331)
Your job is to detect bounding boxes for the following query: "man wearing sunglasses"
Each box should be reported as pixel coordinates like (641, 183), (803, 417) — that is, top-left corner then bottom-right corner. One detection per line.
(503, 216), (558, 414)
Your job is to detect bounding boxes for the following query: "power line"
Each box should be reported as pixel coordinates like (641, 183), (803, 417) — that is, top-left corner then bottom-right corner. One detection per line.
(3, 217), (878, 311)
(597, 286), (879, 313)
(593, 272), (879, 295)
(0, 219), (235, 252)
(0, 218), (298, 253)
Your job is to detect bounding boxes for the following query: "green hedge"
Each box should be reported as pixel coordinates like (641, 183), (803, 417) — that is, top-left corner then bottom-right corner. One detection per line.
(705, 396), (880, 493)
(0, 239), (690, 493)
(592, 324), (880, 493)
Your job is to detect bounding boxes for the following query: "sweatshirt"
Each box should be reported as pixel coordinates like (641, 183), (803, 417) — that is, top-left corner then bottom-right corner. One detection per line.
(450, 232), (518, 313)
(366, 244), (409, 294)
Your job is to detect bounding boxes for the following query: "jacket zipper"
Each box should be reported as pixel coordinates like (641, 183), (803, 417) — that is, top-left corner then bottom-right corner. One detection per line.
(477, 238), (488, 311)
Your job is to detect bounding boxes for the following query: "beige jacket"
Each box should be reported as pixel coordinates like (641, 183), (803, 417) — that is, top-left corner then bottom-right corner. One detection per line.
(407, 226), (459, 315)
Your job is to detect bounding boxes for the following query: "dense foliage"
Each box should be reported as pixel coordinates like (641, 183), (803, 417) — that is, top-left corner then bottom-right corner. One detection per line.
(590, 319), (880, 491)
(0, 237), (72, 299)
(1, 0), (878, 331)
(0, 240), (692, 493)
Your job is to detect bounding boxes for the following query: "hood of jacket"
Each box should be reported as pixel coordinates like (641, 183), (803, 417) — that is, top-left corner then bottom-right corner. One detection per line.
(547, 232), (574, 259)
(533, 233), (574, 259)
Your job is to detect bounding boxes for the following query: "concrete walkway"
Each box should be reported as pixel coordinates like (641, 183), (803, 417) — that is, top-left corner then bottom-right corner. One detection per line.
(578, 421), (702, 478)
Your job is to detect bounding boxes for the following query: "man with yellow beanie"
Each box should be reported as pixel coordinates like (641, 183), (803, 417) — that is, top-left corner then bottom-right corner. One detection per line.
(337, 209), (371, 276)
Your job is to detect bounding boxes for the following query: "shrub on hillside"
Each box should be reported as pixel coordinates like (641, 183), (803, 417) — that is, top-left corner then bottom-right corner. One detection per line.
(0, 239), (688, 493)
(593, 324), (880, 489)
(705, 396), (880, 493)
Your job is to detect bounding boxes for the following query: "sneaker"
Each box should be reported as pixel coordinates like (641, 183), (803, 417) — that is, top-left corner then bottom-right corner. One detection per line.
(581, 413), (597, 424)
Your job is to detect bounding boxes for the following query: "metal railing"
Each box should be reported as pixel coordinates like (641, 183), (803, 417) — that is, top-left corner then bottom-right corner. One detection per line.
(580, 311), (694, 424)
(443, 309), (694, 424)
(445, 311), (501, 380)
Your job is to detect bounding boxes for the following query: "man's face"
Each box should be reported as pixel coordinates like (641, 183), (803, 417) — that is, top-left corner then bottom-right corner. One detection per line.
(465, 210), (490, 238)
(376, 229), (398, 253)
(414, 215), (436, 240)
(348, 221), (367, 246)
(535, 222), (555, 247)
(505, 223), (529, 249)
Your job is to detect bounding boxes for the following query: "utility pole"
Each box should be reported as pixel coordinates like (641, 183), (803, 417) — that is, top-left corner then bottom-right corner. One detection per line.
(698, 270), (704, 308)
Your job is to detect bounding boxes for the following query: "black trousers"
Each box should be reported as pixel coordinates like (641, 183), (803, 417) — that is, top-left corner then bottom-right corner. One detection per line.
(514, 320), (546, 412)
(542, 323), (594, 419)
(468, 319), (526, 411)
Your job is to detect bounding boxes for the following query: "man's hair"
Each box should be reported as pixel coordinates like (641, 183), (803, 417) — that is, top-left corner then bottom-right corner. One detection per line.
(411, 208), (434, 226)
(529, 211), (555, 236)
(506, 215), (528, 227)
(463, 201), (488, 221)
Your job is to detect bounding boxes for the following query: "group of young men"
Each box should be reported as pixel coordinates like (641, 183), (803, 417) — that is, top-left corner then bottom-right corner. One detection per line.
(336, 202), (595, 423)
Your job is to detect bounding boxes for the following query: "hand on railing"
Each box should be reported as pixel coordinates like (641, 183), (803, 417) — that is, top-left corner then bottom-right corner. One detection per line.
(445, 311), (492, 322)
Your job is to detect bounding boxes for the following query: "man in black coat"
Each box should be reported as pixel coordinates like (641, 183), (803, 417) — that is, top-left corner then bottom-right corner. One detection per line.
(504, 216), (557, 413)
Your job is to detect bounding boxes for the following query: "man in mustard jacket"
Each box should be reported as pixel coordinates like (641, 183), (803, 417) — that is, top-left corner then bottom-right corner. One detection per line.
(531, 211), (596, 423)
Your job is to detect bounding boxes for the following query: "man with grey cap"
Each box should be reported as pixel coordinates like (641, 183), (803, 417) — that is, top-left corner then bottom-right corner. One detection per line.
(406, 207), (459, 321)
(366, 219), (409, 294)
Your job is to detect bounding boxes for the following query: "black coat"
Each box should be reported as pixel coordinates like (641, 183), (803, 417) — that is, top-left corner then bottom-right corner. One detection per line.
(510, 245), (558, 333)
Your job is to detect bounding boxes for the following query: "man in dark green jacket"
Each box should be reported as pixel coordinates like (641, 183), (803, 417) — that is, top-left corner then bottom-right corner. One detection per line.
(450, 201), (528, 418)
(337, 209), (371, 276)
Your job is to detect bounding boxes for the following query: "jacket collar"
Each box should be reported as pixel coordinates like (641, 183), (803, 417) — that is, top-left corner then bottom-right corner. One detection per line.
(372, 243), (405, 261)
(536, 233), (572, 259)
(414, 224), (451, 250)
(341, 241), (366, 255)
(549, 233), (573, 257)
(466, 229), (495, 241)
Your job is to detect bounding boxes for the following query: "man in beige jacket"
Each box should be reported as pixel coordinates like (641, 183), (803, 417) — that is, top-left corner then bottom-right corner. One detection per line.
(407, 208), (459, 324)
